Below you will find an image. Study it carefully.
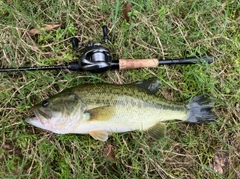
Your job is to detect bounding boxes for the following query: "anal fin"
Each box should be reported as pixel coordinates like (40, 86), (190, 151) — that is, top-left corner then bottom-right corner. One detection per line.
(145, 122), (166, 139)
(89, 130), (111, 141)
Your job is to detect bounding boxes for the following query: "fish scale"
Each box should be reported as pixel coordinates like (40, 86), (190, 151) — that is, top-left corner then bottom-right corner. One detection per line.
(67, 84), (187, 132)
(72, 84), (184, 111)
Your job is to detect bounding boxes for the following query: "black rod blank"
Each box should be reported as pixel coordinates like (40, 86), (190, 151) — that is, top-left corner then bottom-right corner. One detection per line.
(0, 56), (214, 73)
(158, 57), (214, 65)
(0, 65), (69, 72)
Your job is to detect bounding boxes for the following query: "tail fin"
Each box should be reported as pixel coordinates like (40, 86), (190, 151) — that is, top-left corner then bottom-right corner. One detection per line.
(185, 95), (216, 123)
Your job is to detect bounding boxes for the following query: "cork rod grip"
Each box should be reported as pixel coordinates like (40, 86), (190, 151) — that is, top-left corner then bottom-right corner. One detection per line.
(119, 59), (159, 70)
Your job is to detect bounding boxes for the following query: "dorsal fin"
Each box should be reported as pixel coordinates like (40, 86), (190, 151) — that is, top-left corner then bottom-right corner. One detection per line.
(133, 78), (161, 94)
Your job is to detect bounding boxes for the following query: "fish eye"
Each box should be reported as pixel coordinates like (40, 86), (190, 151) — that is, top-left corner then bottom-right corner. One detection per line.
(42, 100), (50, 107)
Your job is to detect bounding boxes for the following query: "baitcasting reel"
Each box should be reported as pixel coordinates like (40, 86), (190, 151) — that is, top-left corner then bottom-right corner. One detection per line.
(70, 26), (113, 73)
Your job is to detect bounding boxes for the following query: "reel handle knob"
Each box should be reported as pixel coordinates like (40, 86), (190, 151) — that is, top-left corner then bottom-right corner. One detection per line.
(102, 26), (108, 43)
(71, 37), (79, 51)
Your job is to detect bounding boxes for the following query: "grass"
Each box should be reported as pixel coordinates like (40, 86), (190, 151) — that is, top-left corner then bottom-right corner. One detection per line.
(0, 0), (239, 178)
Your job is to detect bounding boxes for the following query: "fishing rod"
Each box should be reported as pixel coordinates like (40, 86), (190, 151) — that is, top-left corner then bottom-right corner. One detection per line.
(0, 26), (214, 73)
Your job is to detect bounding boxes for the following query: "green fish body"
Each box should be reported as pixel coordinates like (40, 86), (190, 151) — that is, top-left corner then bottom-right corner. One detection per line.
(26, 79), (216, 141)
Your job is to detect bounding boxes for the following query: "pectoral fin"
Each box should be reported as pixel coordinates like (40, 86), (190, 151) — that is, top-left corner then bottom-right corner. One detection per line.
(85, 106), (115, 121)
(89, 130), (111, 141)
(145, 122), (166, 139)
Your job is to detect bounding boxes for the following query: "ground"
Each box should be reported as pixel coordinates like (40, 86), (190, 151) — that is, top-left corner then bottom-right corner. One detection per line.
(0, 0), (239, 178)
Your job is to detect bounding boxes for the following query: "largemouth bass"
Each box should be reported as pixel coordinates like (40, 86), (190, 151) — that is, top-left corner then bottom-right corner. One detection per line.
(26, 79), (216, 141)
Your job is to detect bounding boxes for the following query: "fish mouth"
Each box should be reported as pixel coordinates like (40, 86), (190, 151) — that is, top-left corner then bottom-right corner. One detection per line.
(27, 108), (52, 125)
